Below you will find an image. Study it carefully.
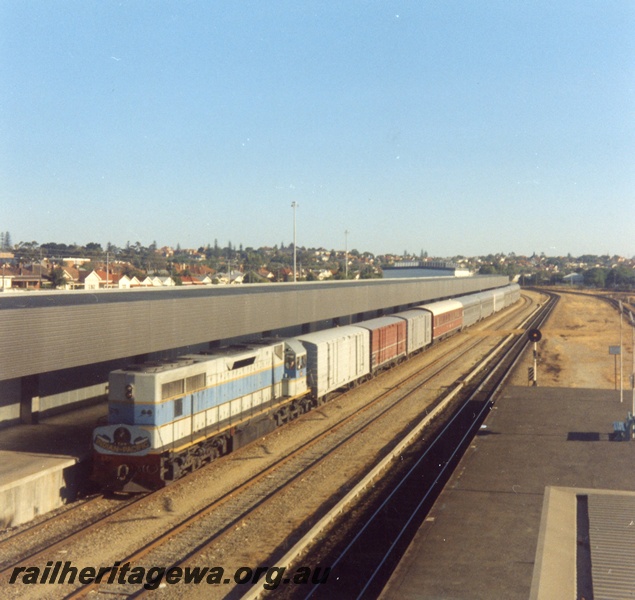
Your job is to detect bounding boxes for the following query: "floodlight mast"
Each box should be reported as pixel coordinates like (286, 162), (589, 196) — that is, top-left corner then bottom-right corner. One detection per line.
(291, 202), (298, 283)
(620, 301), (623, 404)
(344, 230), (349, 279)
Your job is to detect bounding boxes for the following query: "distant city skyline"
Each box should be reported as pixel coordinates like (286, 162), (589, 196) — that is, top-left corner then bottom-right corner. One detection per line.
(1, 3), (633, 257)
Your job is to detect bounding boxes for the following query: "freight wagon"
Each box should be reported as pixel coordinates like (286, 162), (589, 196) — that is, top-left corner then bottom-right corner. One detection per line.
(456, 293), (483, 328)
(393, 309), (433, 355)
(296, 326), (370, 400)
(417, 299), (464, 341)
(475, 290), (495, 319)
(356, 316), (407, 371)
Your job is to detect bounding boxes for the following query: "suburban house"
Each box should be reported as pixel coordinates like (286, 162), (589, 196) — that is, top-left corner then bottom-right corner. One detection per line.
(5, 266), (48, 290)
(118, 275), (142, 289)
(84, 270), (119, 290)
(59, 267), (81, 290)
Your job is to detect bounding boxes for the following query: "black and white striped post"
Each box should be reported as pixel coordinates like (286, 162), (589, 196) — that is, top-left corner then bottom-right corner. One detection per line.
(527, 328), (542, 387)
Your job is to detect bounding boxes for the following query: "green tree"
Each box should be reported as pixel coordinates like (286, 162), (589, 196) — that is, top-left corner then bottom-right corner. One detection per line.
(122, 265), (145, 279)
(549, 272), (565, 285)
(583, 267), (608, 288)
(243, 271), (270, 284)
(360, 265), (379, 279)
(49, 266), (67, 289)
(478, 264), (498, 275)
(606, 266), (635, 288)
(85, 242), (103, 255)
(16, 241), (40, 262)
(333, 269), (347, 280)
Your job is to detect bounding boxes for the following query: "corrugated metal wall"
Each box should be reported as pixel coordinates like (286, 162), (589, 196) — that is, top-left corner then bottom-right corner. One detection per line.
(0, 276), (507, 380)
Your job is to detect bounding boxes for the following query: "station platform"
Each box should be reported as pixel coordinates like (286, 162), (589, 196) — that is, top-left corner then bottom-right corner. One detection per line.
(380, 386), (635, 600)
(0, 402), (106, 529)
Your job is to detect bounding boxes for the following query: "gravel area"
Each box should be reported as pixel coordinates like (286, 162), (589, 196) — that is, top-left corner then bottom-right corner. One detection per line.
(509, 290), (632, 389)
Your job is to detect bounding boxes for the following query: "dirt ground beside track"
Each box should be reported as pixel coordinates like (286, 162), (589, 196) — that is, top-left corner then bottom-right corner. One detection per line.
(510, 290), (634, 390)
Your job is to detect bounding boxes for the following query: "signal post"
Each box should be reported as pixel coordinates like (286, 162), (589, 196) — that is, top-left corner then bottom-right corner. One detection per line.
(527, 328), (542, 387)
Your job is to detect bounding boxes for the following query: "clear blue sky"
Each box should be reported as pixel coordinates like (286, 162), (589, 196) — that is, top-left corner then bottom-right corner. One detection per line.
(1, 1), (633, 257)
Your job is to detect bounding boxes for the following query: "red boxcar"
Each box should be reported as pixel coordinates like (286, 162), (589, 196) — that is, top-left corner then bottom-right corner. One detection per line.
(416, 299), (464, 341)
(355, 316), (407, 371)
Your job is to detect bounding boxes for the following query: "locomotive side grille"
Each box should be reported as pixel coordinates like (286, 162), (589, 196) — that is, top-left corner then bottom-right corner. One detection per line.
(161, 379), (185, 400)
(185, 373), (206, 392)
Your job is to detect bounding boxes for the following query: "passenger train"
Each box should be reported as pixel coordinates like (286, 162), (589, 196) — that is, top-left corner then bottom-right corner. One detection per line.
(92, 284), (520, 492)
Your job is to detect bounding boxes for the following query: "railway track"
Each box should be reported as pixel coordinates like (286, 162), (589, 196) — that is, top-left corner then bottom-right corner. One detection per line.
(53, 294), (539, 599)
(276, 291), (559, 600)
(126, 300), (537, 600)
(0, 494), (101, 554)
(0, 493), (154, 583)
(0, 293), (539, 600)
(528, 285), (633, 316)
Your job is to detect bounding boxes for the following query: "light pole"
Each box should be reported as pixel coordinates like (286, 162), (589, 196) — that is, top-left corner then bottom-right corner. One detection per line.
(620, 301), (624, 404)
(344, 230), (349, 279)
(291, 202), (298, 282)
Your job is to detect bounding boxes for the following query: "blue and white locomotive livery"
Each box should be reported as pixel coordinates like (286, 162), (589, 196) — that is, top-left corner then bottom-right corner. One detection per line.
(92, 284), (520, 492)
